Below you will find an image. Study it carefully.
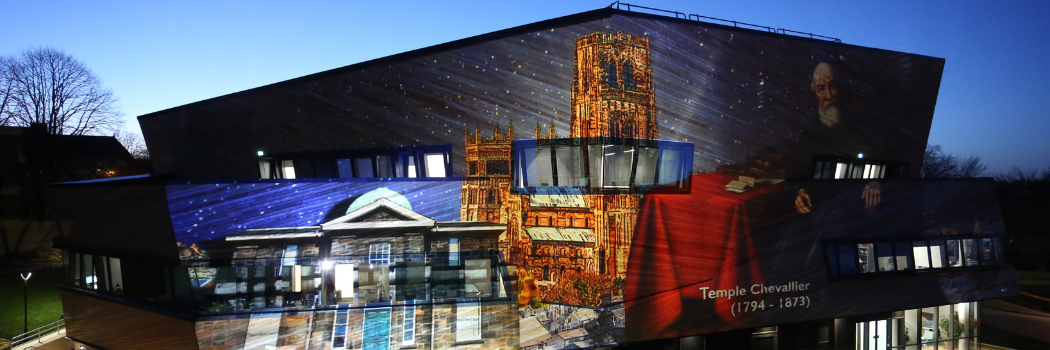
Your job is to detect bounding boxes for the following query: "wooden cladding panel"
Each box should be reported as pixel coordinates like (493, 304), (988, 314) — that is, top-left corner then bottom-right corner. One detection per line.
(62, 291), (199, 350)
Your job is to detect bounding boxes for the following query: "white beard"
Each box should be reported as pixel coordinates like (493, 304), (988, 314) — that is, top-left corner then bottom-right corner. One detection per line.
(818, 103), (840, 127)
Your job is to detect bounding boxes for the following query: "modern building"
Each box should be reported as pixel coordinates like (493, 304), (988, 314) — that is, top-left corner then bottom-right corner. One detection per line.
(1, 123), (141, 258)
(49, 5), (1016, 350)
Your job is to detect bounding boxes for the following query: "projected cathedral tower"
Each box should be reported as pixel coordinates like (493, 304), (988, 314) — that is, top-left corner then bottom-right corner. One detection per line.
(462, 32), (654, 288)
(571, 31), (657, 139)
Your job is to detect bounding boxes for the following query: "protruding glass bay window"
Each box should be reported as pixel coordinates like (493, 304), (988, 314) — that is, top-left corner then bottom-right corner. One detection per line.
(512, 137), (693, 194)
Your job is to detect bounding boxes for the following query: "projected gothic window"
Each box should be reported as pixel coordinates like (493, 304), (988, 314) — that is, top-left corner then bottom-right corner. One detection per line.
(622, 60), (635, 90)
(512, 137), (692, 194)
(606, 60), (618, 88)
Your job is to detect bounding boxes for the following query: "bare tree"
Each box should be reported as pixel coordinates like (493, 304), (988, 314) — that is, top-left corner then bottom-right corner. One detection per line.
(922, 144), (987, 179)
(0, 56), (13, 126)
(114, 130), (150, 161)
(993, 167), (1050, 182)
(0, 47), (122, 135)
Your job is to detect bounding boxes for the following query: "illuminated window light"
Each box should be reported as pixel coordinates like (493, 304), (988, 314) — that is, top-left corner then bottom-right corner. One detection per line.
(257, 150), (265, 156)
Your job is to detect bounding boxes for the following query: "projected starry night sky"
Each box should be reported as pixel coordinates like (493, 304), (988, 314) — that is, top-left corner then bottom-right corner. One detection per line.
(166, 179), (462, 245)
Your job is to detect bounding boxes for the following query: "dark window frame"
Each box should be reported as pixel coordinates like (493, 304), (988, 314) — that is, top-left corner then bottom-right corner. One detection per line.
(822, 235), (1007, 280)
(259, 144), (453, 180)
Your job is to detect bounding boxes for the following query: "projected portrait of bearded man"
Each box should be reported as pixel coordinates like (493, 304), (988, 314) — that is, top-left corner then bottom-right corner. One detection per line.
(796, 60), (882, 215)
(812, 62), (843, 127)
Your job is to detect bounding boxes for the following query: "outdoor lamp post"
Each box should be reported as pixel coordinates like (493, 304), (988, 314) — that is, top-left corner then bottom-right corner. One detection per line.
(20, 271), (32, 333)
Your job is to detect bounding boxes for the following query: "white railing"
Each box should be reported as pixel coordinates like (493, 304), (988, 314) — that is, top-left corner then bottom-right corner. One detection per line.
(2, 318), (65, 350)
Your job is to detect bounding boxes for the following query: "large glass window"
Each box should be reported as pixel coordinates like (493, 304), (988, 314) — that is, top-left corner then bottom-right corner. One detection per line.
(395, 262), (427, 302)
(355, 158), (375, 178)
(961, 239), (978, 267)
(425, 153), (447, 178)
(534, 145), (554, 186)
(946, 239), (963, 267)
(281, 160), (296, 179)
(930, 240), (947, 268)
(108, 257), (123, 294)
(358, 263), (390, 304)
(554, 145), (584, 187)
(263, 144), (452, 179)
(979, 238), (997, 265)
(602, 145), (635, 188)
(83, 254), (96, 289)
(857, 243), (876, 274)
(812, 158), (906, 180)
(894, 242), (912, 271)
(513, 138), (693, 193)
(465, 259), (492, 297)
(407, 156), (418, 178)
(855, 303), (981, 350)
(913, 241), (930, 269)
(837, 244), (857, 275)
(826, 237), (1005, 278)
(875, 243), (895, 272)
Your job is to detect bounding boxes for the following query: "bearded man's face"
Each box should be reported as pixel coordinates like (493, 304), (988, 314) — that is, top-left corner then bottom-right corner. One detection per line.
(812, 63), (841, 127)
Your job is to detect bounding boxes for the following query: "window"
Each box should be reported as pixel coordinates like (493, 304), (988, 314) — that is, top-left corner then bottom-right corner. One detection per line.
(826, 236), (1004, 278)
(894, 241), (912, 271)
(812, 157), (907, 179)
(403, 305), (416, 345)
(913, 241), (931, 269)
(407, 155), (418, 178)
(875, 242), (896, 272)
(425, 153), (447, 177)
(358, 263), (390, 304)
(857, 243), (875, 273)
(281, 160), (296, 179)
(449, 238), (460, 267)
(332, 309), (350, 349)
(261, 144), (452, 179)
(259, 160), (272, 179)
(513, 137), (693, 194)
(856, 302), (979, 350)
(486, 160), (509, 175)
(606, 60), (618, 88)
(602, 145), (635, 188)
(465, 259), (491, 297)
(622, 60), (635, 90)
(369, 243), (390, 265)
(456, 302), (482, 342)
(355, 158), (375, 178)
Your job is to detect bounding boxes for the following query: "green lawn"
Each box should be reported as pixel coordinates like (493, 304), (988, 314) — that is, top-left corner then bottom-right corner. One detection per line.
(0, 267), (65, 340)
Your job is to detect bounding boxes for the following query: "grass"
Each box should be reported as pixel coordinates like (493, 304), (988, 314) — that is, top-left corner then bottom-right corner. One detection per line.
(0, 267), (65, 340)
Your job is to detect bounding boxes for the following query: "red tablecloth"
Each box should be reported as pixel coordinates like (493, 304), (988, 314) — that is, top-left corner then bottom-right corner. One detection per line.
(624, 172), (781, 341)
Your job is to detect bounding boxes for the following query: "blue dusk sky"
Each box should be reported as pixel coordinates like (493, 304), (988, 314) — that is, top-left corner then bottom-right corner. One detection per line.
(1, 1), (1048, 174)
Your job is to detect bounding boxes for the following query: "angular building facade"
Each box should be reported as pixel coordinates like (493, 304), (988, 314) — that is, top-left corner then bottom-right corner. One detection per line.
(49, 7), (1016, 350)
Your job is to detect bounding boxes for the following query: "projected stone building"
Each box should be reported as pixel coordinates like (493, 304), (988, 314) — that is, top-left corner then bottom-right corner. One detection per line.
(461, 32), (654, 287)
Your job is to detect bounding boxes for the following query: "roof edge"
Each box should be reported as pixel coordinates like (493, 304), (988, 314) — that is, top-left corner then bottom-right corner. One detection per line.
(138, 6), (945, 122)
(137, 7), (618, 122)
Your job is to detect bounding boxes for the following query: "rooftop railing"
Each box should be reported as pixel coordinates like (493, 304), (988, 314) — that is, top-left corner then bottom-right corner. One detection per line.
(608, 1), (842, 43)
